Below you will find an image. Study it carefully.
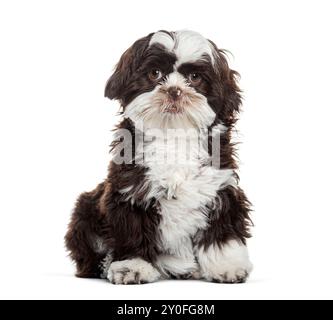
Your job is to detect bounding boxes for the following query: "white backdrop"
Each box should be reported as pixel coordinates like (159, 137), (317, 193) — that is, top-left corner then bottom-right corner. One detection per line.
(1, 0), (332, 300)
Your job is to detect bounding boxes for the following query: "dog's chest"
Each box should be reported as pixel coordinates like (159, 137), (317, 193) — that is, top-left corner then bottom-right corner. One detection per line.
(141, 136), (233, 254)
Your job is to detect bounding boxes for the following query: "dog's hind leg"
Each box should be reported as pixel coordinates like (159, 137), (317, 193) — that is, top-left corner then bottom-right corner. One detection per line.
(65, 183), (107, 278)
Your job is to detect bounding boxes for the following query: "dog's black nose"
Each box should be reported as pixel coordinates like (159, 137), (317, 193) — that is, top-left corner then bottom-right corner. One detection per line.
(167, 86), (182, 100)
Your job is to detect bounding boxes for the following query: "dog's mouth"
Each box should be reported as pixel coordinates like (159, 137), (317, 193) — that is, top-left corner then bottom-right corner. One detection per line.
(162, 104), (182, 114)
(161, 97), (185, 114)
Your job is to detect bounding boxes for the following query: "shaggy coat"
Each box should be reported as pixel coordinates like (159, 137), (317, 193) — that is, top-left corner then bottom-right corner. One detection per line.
(65, 30), (252, 284)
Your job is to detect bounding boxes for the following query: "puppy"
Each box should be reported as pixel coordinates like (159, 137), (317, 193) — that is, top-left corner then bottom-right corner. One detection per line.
(65, 30), (253, 284)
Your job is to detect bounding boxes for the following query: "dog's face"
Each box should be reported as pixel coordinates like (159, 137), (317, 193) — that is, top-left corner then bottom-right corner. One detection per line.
(105, 30), (241, 129)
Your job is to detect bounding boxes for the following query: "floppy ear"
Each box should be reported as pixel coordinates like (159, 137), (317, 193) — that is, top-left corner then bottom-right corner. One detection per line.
(104, 35), (152, 103)
(211, 43), (242, 126)
(104, 46), (134, 102)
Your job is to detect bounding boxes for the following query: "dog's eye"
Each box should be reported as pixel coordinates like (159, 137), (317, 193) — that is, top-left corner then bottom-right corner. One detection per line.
(148, 69), (163, 81)
(188, 73), (202, 85)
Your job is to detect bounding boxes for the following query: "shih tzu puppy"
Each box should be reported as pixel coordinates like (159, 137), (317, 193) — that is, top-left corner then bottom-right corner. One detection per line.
(65, 30), (253, 284)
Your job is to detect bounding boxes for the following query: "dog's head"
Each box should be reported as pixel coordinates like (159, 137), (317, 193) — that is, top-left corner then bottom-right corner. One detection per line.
(105, 30), (241, 130)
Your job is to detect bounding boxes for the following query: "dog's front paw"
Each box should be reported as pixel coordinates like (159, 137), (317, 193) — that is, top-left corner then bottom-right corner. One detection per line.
(197, 240), (253, 284)
(107, 258), (161, 285)
(211, 266), (250, 283)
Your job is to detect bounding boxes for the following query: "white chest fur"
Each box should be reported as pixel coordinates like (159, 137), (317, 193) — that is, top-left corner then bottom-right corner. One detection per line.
(140, 133), (236, 256)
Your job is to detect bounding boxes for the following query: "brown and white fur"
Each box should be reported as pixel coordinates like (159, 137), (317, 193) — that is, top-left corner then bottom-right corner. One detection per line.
(65, 30), (253, 284)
